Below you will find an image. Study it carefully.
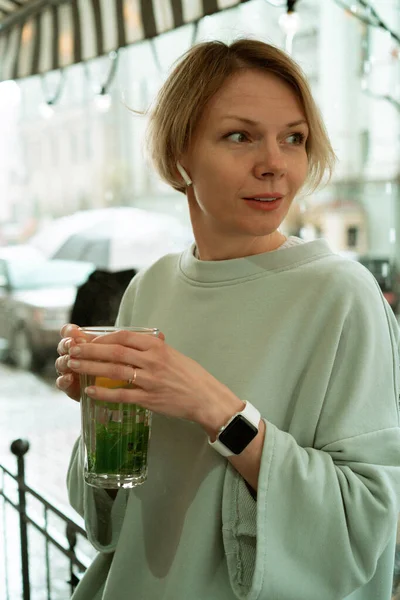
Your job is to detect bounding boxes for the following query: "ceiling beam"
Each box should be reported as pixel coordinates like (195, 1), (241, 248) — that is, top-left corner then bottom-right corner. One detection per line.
(7, 1), (24, 8)
(0, 0), (70, 31)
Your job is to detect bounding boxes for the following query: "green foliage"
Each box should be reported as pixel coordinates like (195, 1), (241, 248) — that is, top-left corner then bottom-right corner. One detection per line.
(86, 403), (150, 475)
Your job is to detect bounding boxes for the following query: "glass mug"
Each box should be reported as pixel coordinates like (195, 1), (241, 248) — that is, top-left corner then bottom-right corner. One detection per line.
(79, 326), (159, 489)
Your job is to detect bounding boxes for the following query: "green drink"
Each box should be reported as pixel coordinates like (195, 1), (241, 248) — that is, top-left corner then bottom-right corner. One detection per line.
(79, 327), (158, 489)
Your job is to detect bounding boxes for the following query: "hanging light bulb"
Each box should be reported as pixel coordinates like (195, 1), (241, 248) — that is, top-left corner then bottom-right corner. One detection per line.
(39, 102), (55, 119)
(279, 1), (301, 55)
(94, 90), (112, 113)
(86, 52), (118, 113)
(39, 71), (65, 119)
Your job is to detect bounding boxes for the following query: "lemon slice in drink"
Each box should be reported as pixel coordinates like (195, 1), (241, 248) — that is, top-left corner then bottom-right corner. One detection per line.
(94, 377), (130, 389)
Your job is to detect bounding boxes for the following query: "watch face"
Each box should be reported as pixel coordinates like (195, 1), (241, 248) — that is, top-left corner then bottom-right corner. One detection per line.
(218, 415), (258, 455)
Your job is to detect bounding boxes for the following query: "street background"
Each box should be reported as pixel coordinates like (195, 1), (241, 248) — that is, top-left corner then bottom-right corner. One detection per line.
(0, 360), (96, 600)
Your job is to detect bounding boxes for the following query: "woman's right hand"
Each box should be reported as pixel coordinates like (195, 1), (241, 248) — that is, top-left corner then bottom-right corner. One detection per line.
(55, 324), (92, 401)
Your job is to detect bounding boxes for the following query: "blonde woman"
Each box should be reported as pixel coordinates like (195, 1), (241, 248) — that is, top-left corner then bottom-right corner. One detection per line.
(56, 40), (400, 600)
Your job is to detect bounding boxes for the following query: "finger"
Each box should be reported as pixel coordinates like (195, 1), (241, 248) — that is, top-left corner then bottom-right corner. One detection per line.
(55, 374), (81, 402)
(60, 323), (96, 340)
(55, 354), (72, 374)
(56, 373), (73, 388)
(57, 336), (88, 356)
(84, 383), (150, 407)
(67, 357), (143, 385)
(67, 342), (146, 369)
(60, 323), (80, 337)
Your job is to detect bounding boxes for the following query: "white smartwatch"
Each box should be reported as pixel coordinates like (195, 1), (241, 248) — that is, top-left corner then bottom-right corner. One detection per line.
(208, 401), (261, 457)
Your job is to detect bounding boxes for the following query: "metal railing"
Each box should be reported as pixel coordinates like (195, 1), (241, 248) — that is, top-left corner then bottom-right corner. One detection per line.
(0, 439), (90, 600)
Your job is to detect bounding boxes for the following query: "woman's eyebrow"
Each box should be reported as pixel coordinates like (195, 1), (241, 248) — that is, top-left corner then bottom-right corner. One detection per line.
(221, 116), (308, 129)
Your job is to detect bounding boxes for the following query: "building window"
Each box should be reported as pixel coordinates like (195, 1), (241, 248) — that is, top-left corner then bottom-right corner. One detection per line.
(347, 226), (358, 248)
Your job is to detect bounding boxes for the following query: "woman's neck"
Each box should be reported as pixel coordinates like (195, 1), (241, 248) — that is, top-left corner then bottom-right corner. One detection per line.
(193, 232), (287, 261)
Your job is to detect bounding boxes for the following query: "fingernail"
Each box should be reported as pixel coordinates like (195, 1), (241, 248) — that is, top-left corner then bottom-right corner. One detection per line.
(85, 387), (96, 396)
(69, 346), (81, 356)
(76, 338), (87, 344)
(67, 360), (80, 369)
(57, 374), (73, 389)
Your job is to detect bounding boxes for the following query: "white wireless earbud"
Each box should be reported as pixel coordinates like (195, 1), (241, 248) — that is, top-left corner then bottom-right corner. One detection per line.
(176, 162), (192, 187)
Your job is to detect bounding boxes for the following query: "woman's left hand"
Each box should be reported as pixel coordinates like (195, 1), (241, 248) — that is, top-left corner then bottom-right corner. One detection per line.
(67, 330), (243, 436)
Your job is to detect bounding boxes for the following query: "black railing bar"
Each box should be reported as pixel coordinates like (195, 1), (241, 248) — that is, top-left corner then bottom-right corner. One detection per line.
(44, 506), (51, 600)
(5, 486), (87, 537)
(1, 492), (86, 545)
(2, 471), (10, 600)
(1, 490), (89, 569)
(0, 463), (18, 479)
(23, 516), (89, 571)
(1, 489), (88, 549)
(14, 447), (31, 599)
(1, 487), (89, 572)
(22, 484), (86, 531)
(1, 463), (86, 533)
(0, 492), (20, 511)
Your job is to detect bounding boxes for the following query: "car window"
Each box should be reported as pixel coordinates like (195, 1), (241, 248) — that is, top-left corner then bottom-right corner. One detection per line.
(0, 260), (8, 287)
(8, 260), (94, 290)
(360, 259), (394, 291)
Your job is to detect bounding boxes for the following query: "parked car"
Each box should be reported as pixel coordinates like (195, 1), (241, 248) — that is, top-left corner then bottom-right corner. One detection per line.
(0, 245), (94, 371)
(358, 256), (400, 312)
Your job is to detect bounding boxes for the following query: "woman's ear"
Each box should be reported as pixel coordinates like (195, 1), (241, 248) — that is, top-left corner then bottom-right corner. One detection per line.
(176, 162), (192, 187)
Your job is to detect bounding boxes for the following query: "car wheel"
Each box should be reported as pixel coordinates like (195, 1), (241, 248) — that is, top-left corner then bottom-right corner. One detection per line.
(11, 327), (46, 372)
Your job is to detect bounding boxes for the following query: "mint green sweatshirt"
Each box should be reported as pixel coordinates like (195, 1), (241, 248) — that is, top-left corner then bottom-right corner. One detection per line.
(67, 238), (400, 600)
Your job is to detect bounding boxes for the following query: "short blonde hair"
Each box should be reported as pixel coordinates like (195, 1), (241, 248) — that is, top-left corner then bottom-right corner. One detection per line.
(147, 39), (336, 194)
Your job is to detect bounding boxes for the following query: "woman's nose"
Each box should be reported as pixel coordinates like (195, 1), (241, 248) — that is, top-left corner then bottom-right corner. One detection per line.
(253, 143), (287, 179)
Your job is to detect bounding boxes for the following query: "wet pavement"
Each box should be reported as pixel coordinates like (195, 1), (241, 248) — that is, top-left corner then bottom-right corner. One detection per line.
(0, 362), (79, 507)
(0, 360), (95, 600)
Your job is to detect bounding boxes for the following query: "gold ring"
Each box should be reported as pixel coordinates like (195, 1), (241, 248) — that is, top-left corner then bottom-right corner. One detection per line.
(127, 367), (137, 386)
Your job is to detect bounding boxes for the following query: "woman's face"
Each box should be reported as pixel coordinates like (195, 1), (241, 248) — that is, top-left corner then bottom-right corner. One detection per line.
(181, 69), (309, 260)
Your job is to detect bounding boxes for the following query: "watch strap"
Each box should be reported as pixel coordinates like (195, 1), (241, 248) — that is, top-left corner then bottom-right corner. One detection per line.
(208, 401), (260, 457)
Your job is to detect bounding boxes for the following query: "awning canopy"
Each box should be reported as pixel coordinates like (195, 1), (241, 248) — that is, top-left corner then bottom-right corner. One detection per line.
(0, 0), (250, 82)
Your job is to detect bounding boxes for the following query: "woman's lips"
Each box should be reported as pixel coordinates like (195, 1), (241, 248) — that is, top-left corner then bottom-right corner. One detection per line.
(244, 194), (284, 200)
(243, 197), (284, 211)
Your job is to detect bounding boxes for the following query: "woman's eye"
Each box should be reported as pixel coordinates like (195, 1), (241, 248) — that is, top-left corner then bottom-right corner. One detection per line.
(286, 132), (306, 145)
(225, 132), (249, 143)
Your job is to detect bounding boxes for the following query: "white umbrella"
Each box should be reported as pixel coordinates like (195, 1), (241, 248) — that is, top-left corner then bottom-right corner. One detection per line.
(32, 208), (193, 271)
(28, 209), (118, 257)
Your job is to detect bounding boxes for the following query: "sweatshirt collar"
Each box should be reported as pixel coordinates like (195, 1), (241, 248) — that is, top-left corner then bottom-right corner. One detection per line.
(179, 239), (333, 284)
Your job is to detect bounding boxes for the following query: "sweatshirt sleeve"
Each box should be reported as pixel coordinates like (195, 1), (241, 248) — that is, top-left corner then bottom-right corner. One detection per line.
(222, 270), (400, 600)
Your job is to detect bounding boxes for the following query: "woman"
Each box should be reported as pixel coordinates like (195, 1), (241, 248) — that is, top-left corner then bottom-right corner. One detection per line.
(56, 40), (400, 600)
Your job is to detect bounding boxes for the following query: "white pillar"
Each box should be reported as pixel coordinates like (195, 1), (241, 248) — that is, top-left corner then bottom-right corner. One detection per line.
(364, 5), (400, 179)
(318, 1), (365, 180)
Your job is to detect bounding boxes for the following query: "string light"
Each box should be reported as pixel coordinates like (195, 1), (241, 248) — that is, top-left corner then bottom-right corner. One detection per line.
(39, 102), (55, 119)
(93, 92), (112, 113)
(87, 51), (119, 113)
(278, 1), (300, 55)
(38, 70), (65, 119)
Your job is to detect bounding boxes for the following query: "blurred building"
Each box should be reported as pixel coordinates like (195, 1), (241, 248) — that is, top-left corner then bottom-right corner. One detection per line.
(0, 0), (399, 259)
